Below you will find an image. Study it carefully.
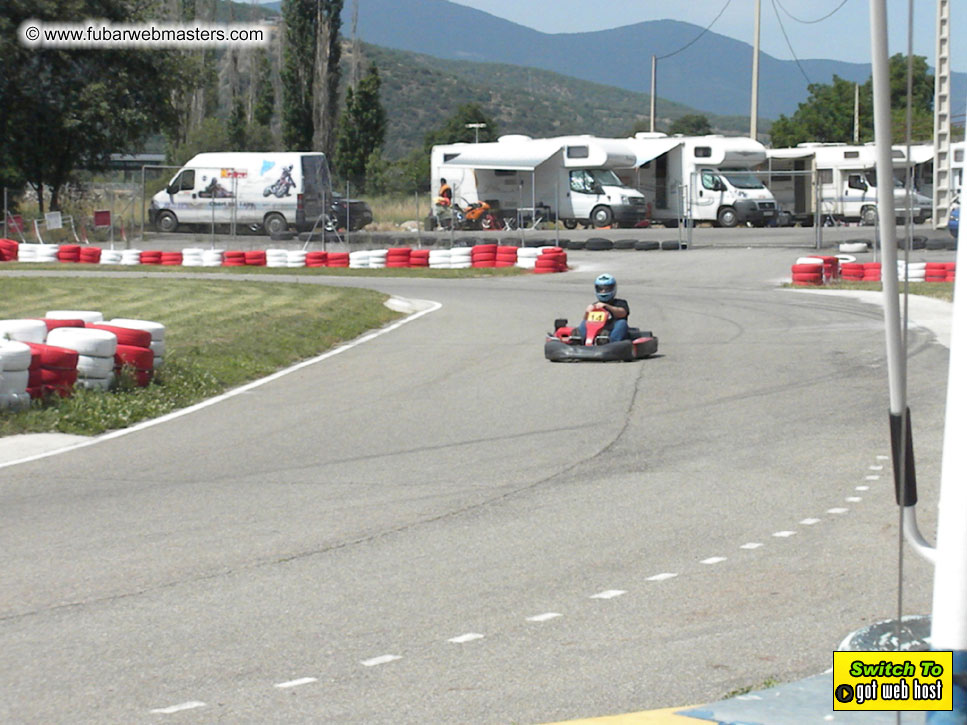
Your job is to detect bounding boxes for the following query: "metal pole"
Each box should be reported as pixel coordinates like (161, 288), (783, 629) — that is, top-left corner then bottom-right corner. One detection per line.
(650, 55), (657, 133)
(750, 0), (761, 141)
(415, 191), (421, 249)
(2, 187), (7, 239)
(346, 181), (351, 246)
(140, 166), (146, 243)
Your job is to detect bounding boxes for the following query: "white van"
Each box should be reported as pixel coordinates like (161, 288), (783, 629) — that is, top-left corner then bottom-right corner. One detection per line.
(431, 135), (650, 228)
(621, 134), (778, 227)
(149, 152), (332, 235)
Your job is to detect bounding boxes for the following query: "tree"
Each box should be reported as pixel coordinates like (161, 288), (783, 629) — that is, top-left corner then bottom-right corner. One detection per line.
(422, 103), (499, 153)
(334, 64), (387, 191)
(252, 49), (275, 129)
(769, 54), (932, 148)
(668, 114), (712, 136)
(0, 0), (182, 211)
(280, 0), (342, 153)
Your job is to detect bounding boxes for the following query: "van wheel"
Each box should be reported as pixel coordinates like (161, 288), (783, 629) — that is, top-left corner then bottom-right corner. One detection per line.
(860, 205), (877, 226)
(156, 211), (178, 233)
(590, 206), (613, 228)
(263, 213), (288, 236)
(563, 219), (578, 230)
(716, 206), (738, 228)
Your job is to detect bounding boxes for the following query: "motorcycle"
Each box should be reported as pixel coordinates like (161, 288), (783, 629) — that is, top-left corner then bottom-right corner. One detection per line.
(428, 198), (504, 231)
(544, 308), (658, 362)
(263, 165), (296, 198)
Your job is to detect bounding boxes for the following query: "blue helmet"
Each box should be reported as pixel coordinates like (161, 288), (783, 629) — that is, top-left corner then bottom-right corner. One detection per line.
(595, 273), (617, 302)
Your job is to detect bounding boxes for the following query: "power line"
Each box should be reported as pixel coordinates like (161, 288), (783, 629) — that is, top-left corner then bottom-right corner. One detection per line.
(771, 0), (812, 84)
(656, 0), (733, 61)
(773, 0), (852, 25)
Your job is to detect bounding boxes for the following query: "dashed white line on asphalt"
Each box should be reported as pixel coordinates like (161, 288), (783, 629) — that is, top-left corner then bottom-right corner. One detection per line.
(150, 702), (205, 714)
(448, 633), (484, 643)
(800, 518), (821, 525)
(701, 557), (727, 565)
(527, 612), (563, 622)
(274, 677), (317, 689)
(773, 531), (796, 538)
(646, 572), (678, 581)
(869, 465), (884, 471)
(856, 486), (870, 491)
(740, 542), (763, 549)
(846, 497), (862, 503)
(590, 590), (627, 600)
(827, 508), (849, 514)
(361, 655), (401, 667)
(866, 475), (881, 481)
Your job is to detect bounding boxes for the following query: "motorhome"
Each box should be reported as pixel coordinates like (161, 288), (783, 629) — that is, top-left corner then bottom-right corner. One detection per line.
(764, 143), (931, 225)
(149, 152), (332, 235)
(617, 134), (779, 227)
(430, 135), (650, 228)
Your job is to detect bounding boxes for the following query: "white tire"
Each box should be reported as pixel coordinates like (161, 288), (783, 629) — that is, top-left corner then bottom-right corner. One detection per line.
(77, 354), (114, 378)
(795, 256), (825, 265)
(45, 310), (104, 323)
(47, 327), (117, 357)
(516, 258), (537, 269)
(839, 242), (869, 253)
(516, 247), (540, 259)
(17, 246), (37, 262)
(107, 318), (165, 342)
(35, 246), (59, 261)
(0, 319), (48, 344)
(76, 375), (112, 392)
(0, 369), (28, 394)
(0, 340), (33, 371)
(835, 255), (857, 264)
(100, 250), (123, 264)
(0, 391), (30, 410)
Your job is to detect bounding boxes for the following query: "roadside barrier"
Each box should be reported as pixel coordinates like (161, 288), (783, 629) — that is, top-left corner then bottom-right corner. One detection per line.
(791, 256), (956, 286)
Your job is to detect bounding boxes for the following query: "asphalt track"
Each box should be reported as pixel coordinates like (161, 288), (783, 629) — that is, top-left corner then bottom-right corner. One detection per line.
(0, 247), (951, 724)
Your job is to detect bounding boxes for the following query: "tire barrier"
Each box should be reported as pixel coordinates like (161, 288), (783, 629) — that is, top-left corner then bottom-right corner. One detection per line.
(470, 243), (497, 268)
(0, 239), (18, 261)
(791, 256), (957, 286)
(79, 246), (101, 264)
(182, 248), (204, 267)
(140, 250), (163, 265)
(635, 240), (660, 251)
(585, 237), (614, 251)
(0, 340), (33, 410)
(265, 249), (289, 268)
(0, 319), (48, 344)
(839, 240), (870, 253)
(306, 251), (328, 268)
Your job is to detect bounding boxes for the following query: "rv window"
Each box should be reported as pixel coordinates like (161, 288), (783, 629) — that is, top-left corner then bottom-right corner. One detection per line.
(723, 172), (764, 189)
(844, 151), (859, 159)
(701, 171), (719, 190)
(694, 146), (712, 158)
(848, 174), (868, 191)
(818, 168), (833, 185)
(443, 153), (458, 162)
(567, 146), (589, 159)
(956, 149), (964, 163)
(494, 170), (517, 177)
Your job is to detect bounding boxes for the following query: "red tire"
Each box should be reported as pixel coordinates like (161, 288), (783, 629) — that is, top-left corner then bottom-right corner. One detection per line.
(25, 342), (79, 369)
(791, 264), (823, 274)
(86, 323), (151, 348)
(792, 272), (823, 283)
(115, 344), (154, 370)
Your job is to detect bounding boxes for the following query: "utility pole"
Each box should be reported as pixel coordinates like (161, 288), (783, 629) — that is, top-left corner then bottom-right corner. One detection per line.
(750, 0), (761, 141)
(854, 83), (860, 144)
(650, 55), (657, 133)
(933, 0), (952, 229)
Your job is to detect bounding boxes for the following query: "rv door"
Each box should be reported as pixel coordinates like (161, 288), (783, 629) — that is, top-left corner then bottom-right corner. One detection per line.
(300, 155), (331, 230)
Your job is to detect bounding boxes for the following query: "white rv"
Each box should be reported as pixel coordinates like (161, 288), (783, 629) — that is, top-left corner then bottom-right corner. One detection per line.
(764, 143), (931, 225)
(431, 135), (649, 228)
(618, 134), (778, 227)
(150, 152), (332, 235)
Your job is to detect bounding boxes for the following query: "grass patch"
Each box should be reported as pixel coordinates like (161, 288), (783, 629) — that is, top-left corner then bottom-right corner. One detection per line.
(0, 278), (402, 436)
(722, 677), (781, 699)
(787, 280), (954, 303)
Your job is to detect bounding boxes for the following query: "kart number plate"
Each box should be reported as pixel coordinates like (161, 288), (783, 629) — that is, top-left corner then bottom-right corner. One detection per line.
(587, 310), (608, 323)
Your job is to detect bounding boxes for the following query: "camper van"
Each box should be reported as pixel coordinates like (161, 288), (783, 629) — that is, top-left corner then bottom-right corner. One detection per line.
(431, 135), (649, 228)
(149, 152), (332, 235)
(764, 143), (931, 225)
(618, 134), (778, 227)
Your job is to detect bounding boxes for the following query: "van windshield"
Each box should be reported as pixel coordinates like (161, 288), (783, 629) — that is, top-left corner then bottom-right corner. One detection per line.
(586, 169), (622, 186)
(864, 171), (904, 189)
(722, 172), (765, 189)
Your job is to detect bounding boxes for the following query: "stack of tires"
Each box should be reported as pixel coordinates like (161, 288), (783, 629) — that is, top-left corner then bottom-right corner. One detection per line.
(87, 322), (155, 386)
(897, 261), (926, 282)
(265, 249), (289, 268)
(386, 248), (412, 268)
(326, 252), (349, 267)
(100, 249), (123, 264)
(25, 341), (79, 399)
(223, 250), (246, 267)
(47, 327), (117, 391)
(57, 245), (81, 263)
(409, 249), (430, 268)
(286, 250), (307, 268)
(368, 249), (388, 269)
(0, 239), (17, 261)
(840, 262), (865, 281)
(306, 251), (328, 268)
(925, 262), (955, 282)
(79, 246), (101, 264)
(181, 248), (205, 267)
(534, 247), (567, 273)
(790, 260), (824, 286)
(496, 246), (518, 267)
(449, 247), (472, 269)
(140, 250), (163, 265)
(244, 250), (267, 267)
(119, 250), (141, 266)
(161, 251), (183, 266)
(0, 340), (32, 409)
(471, 244), (497, 268)
(201, 249), (223, 267)
(108, 318), (166, 370)
(428, 249), (450, 269)
(862, 263), (882, 282)
(515, 247), (539, 270)
(349, 250), (370, 268)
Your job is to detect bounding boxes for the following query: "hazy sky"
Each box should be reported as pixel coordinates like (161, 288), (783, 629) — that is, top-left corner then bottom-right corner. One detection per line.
(447, 0), (965, 72)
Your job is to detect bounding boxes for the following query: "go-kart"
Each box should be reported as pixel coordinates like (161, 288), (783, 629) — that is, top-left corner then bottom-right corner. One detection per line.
(544, 308), (658, 362)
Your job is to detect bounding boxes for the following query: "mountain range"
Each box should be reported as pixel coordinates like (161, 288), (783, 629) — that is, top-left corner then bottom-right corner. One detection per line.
(262, 0), (966, 121)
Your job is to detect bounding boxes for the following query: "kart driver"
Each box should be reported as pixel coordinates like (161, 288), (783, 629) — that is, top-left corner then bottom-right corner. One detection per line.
(573, 273), (629, 343)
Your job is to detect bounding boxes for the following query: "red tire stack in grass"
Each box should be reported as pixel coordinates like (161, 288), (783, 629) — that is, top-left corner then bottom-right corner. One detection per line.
(495, 245), (518, 267)
(409, 249), (430, 268)
(79, 246), (101, 264)
(925, 262), (950, 283)
(223, 250), (246, 266)
(140, 250), (163, 265)
(815, 255), (840, 281)
(471, 243), (497, 268)
(87, 322), (155, 387)
(245, 249), (267, 266)
(862, 263), (882, 282)
(0, 239), (17, 261)
(38, 317), (86, 333)
(534, 247), (567, 273)
(161, 251), (183, 266)
(791, 262), (823, 286)
(25, 342), (79, 399)
(840, 262), (865, 281)
(327, 252), (350, 267)
(57, 245), (81, 263)
(386, 247), (412, 268)
(306, 251), (328, 268)
(946, 262), (957, 282)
